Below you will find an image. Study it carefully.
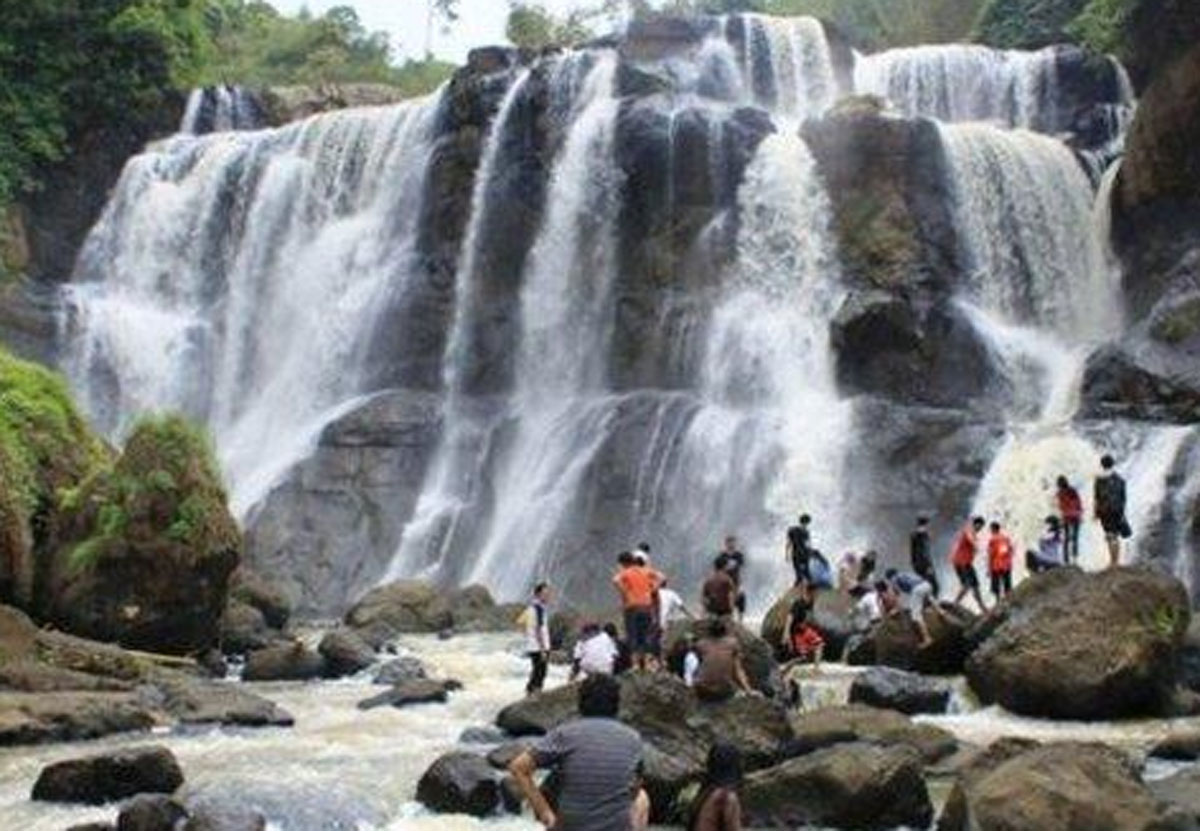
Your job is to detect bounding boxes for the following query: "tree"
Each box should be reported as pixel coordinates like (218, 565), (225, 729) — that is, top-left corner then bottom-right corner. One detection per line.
(505, 2), (605, 50)
(426, 0), (460, 57)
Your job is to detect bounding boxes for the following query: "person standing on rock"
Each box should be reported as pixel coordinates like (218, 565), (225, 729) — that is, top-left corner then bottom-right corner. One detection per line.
(703, 555), (737, 619)
(688, 743), (744, 831)
(910, 516), (939, 597)
(1094, 455), (1131, 567)
(786, 514), (814, 587)
(614, 551), (663, 672)
(509, 673), (651, 831)
(524, 582), (552, 696)
(986, 521), (1014, 601)
(720, 536), (747, 620)
(950, 517), (988, 614)
(1056, 476), (1084, 564)
(694, 617), (753, 703)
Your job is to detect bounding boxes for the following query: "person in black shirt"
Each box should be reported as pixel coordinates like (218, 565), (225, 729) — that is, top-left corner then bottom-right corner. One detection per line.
(1094, 454), (1131, 568)
(909, 516), (939, 598)
(720, 535), (747, 620)
(785, 515), (813, 587)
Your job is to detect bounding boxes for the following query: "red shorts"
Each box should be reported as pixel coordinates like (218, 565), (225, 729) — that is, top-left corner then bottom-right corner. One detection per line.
(791, 625), (825, 658)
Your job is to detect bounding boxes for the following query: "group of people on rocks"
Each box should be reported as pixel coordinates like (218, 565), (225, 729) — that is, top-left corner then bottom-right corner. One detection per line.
(509, 454), (1133, 830)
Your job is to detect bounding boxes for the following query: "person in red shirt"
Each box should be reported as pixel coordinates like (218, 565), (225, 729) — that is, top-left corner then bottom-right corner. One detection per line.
(986, 521), (1014, 601)
(950, 516), (988, 613)
(1056, 476), (1084, 564)
(613, 551), (664, 672)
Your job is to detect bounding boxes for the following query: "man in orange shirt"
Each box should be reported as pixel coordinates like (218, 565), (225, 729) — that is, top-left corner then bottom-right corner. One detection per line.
(986, 521), (1014, 601)
(950, 516), (988, 614)
(613, 551), (664, 672)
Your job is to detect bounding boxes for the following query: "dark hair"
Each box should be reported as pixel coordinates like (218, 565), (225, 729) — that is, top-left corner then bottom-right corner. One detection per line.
(578, 673), (621, 718)
(861, 550), (877, 563)
(618, 551), (634, 566)
(580, 621), (600, 637)
(916, 516), (929, 527)
(1045, 515), (1061, 530)
(603, 622), (620, 639)
(800, 514), (811, 524)
(1101, 454), (1115, 470)
(884, 568), (897, 580)
(704, 743), (743, 788)
(972, 516), (986, 528)
(714, 553), (729, 571)
(989, 521), (1000, 532)
(1057, 475), (1069, 488)
(873, 579), (889, 593)
(637, 542), (651, 553)
(534, 582), (549, 596)
(706, 617), (728, 638)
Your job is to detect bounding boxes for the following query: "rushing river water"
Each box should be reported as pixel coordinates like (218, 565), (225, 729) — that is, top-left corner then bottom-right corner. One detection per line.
(2, 633), (1197, 830)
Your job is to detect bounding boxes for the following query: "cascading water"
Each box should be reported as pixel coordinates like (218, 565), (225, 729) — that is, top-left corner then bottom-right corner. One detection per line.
(740, 14), (839, 117)
(181, 85), (266, 134)
(63, 91), (446, 515)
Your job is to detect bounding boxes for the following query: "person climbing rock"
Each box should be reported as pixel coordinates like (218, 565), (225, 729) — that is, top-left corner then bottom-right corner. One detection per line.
(613, 551), (662, 672)
(1094, 455), (1131, 568)
(509, 673), (650, 831)
(780, 585), (824, 669)
(1056, 476), (1084, 564)
(885, 568), (936, 647)
(693, 618), (752, 703)
(524, 582), (552, 695)
(702, 555), (737, 618)
(986, 521), (1014, 601)
(720, 536), (747, 620)
(950, 517), (988, 614)
(910, 516), (939, 597)
(688, 743), (744, 831)
(785, 514), (814, 587)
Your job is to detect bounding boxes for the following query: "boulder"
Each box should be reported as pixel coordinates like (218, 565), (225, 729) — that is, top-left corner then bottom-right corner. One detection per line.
(459, 725), (506, 744)
(663, 619), (778, 695)
(116, 794), (187, 831)
(496, 683), (579, 737)
(1150, 731), (1200, 761)
(0, 691), (155, 746)
(357, 679), (453, 710)
(849, 666), (952, 715)
(345, 580), (454, 641)
(742, 743), (932, 830)
(966, 567), (1190, 719)
(486, 741), (533, 769)
(32, 745), (184, 804)
(228, 568), (291, 630)
(153, 677), (294, 728)
(787, 704), (957, 765)
(415, 752), (499, 817)
(1149, 766), (1200, 824)
(66, 824), (116, 831)
(938, 741), (1177, 831)
(372, 656), (428, 685)
(181, 805), (267, 831)
(762, 589), (856, 661)
(241, 643), (325, 682)
(872, 603), (977, 675)
(1080, 339), (1200, 424)
(318, 629), (375, 678)
(219, 600), (272, 655)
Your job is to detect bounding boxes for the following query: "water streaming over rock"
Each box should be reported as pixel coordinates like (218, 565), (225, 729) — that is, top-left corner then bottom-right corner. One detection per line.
(181, 85), (267, 135)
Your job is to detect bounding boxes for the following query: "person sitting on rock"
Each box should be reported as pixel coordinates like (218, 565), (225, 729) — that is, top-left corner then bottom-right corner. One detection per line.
(780, 589), (824, 670)
(509, 673), (651, 831)
(720, 536), (747, 621)
(702, 555), (737, 618)
(950, 516), (989, 614)
(1027, 515), (1066, 574)
(885, 568), (935, 648)
(571, 622), (619, 681)
(688, 743), (744, 831)
(986, 521), (1014, 601)
(682, 634), (701, 688)
(604, 622), (633, 675)
(693, 618), (753, 703)
(849, 582), (883, 631)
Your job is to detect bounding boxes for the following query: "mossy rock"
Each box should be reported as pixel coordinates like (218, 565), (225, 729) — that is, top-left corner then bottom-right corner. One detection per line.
(0, 348), (109, 609)
(49, 415), (240, 655)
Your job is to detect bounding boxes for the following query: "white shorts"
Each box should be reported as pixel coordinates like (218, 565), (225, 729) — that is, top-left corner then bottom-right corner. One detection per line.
(906, 583), (932, 617)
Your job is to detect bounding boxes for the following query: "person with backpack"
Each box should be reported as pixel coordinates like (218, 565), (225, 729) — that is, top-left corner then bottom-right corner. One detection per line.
(1094, 455), (1131, 567)
(986, 521), (1014, 601)
(1056, 476), (1084, 564)
(884, 568), (935, 647)
(523, 582), (552, 696)
(688, 743), (744, 831)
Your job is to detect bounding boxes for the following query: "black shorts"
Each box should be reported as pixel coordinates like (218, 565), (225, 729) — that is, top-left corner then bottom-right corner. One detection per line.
(625, 607), (654, 653)
(1099, 513), (1132, 538)
(955, 563), (979, 589)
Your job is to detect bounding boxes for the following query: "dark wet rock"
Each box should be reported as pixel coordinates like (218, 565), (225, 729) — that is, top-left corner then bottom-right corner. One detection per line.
(762, 589), (855, 662)
(1150, 731), (1200, 761)
(497, 683), (580, 737)
(486, 741), (533, 769)
(241, 643), (325, 682)
(219, 600), (272, 655)
(938, 741), (1177, 831)
(872, 603), (977, 675)
(32, 746), (183, 804)
(196, 649), (228, 679)
(228, 568), (291, 631)
(460, 725), (506, 744)
(743, 742), (932, 830)
(357, 679), (453, 710)
(116, 794), (187, 831)
(1080, 337), (1200, 424)
(373, 656), (429, 685)
(318, 629), (375, 678)
(154, 677), (294, 728)
(344, 579), (513, 642)
(416, 752), (499, 817)
(246, 391), (444, 617)
(0, 691), (155, 746)
(849, 666), (952, 715)
(966, 567), (1190, 719)
(66, 823), (116, 831)
(786, 704), (957, 765)
(181, 804), (267, 831)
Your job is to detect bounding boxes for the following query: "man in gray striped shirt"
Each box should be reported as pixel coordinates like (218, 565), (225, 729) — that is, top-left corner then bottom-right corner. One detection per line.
(509, 674), (649, 830)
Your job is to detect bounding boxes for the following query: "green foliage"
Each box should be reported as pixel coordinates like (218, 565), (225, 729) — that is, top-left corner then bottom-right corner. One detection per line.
(393, 59), (457, 99)
(763, 0), (986, 50)
(973, 0), (1089, 49)
(506, 2), (607, 50)
(1065, 0), (1134, 55)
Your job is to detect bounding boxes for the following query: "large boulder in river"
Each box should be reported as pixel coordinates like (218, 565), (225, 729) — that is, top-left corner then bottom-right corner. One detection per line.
(872, 603), (977, 675)
(344, 580), (512, 645)
(415, 752), (499, 818)
(743, 742), (932, 830)
(47, 416), (240, 655)
(228, 568), (291, 630)
(965, 566), (1190, 719)
(242, 642), (325, 682)
(318, 628), (375, 678)
(32, 745), (183, 804)
(849, 666), (952, 715)
(938, 740), (1181, 831)
(219, 600), (272, 655)
(787, 704), (957, 765)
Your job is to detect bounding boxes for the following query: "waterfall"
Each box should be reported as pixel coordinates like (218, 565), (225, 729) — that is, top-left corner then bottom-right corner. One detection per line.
(181, 85), (266, 135)
(739, 14), (838, 118)
(63, 91), (446, 514)
(855, 45), (1057, 128)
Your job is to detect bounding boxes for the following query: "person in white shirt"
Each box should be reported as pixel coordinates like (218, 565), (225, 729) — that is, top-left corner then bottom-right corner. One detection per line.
(850, 584), (883, 631)
(657, 581), (692, 627)
(523, 582), (551, 695)
(570, 623), (619, 680)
